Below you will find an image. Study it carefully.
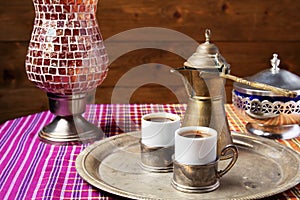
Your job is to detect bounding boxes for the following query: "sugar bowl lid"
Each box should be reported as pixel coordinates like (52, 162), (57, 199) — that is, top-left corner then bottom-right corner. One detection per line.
(184, 29), (230, 72)
(234, 54), (300, 96)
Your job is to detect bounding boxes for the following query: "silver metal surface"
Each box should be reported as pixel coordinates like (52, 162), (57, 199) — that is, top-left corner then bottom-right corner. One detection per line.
(39, 93), (103, 145)
(232, 91), (300, 122)
(172, 145), (238, 193)
(233, 54), (300, 96)
(232, 54), (300, 139)
(246, 123), (300, 139)
(172, 160), (220, 193)
(225, 73), (297, 98)
(48, 93), (87, 116)
(140, 142), (174, 172)
(76, 131), (300, 200)
(184, 29), (230, 72)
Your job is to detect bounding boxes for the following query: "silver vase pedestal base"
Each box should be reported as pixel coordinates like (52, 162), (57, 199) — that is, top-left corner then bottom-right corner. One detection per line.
(39, 93), (103, 145)
(246, 122), (300, 140)
(39, 115), (103, 145)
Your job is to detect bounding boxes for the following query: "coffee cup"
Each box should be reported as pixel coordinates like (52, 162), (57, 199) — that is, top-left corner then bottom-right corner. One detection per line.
(140, 112), (181, 172)
(172, 126), (238, 193)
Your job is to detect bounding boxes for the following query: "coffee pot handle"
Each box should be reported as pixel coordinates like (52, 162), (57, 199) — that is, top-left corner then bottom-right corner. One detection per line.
(217, 144), (239, 178)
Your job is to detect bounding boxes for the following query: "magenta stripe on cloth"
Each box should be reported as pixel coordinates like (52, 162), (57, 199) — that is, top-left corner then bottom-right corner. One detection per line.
(0, 104), (299, 200)
(0, 116), (31, 168)
(14, 112), (52, 199)
(0, 119), (19, 147)
(0, 114), (40, 191)
(1, 112), (53, 200)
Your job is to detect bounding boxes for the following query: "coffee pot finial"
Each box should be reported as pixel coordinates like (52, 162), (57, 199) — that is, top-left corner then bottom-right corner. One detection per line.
(205, 29), (211, 43)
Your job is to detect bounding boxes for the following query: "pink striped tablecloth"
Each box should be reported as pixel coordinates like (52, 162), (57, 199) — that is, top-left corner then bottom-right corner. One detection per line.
(0, 104), (299, 200)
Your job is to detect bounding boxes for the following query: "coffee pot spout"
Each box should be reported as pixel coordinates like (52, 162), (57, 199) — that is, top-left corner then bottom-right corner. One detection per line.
(171, 67), (196, 97)
(170, 67), (189, 76)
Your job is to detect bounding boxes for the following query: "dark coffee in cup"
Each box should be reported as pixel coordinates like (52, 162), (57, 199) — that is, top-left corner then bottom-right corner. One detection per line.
(180, 130), (211, 138)
(144, 117), (174, 122)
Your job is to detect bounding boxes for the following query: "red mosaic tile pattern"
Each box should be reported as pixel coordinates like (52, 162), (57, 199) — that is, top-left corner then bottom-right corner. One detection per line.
(25, 0), (108, 95)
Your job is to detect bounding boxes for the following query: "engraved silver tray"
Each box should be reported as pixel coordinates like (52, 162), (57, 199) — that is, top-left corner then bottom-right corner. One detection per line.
(76, 131), (300, 200)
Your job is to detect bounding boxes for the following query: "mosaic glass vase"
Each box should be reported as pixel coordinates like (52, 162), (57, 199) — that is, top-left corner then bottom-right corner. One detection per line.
(25, 0), (109, 144)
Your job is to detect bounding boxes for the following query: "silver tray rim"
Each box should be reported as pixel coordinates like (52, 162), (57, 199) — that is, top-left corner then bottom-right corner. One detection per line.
(76, 131), (300, 200)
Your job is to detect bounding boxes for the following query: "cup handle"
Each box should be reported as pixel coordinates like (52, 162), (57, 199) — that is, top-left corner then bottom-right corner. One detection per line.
(217, 144), (238, 178)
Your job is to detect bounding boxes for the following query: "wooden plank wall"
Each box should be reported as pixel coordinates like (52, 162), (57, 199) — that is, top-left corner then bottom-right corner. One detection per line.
(1, 0), (300, 123)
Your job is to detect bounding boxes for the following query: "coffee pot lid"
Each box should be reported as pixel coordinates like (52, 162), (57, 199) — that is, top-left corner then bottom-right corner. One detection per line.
(184, 29), (230, 72)
(234, 54), (300, 94)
